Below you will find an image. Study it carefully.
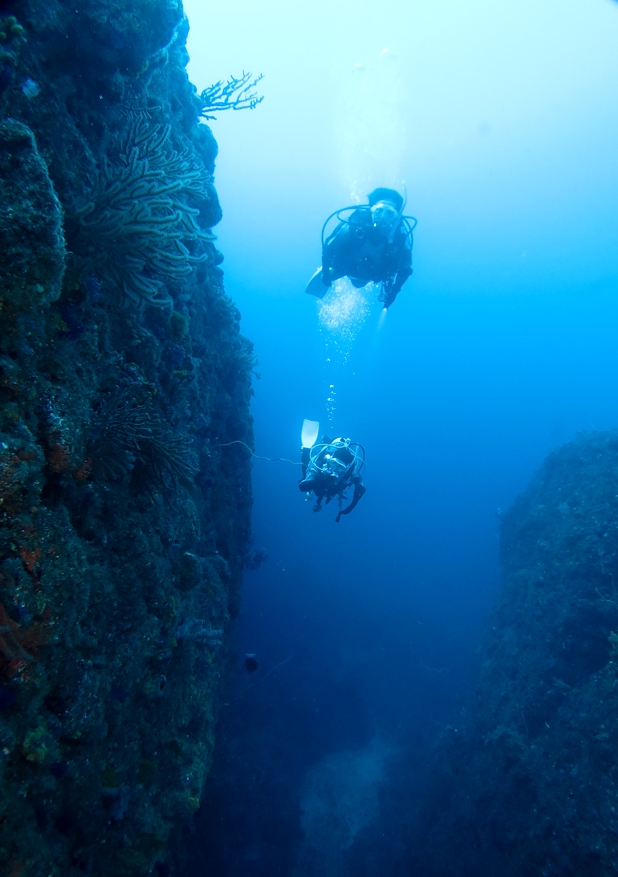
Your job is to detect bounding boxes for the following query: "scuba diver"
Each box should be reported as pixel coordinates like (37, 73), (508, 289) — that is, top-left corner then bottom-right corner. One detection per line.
(305, 187), (416, 309)
(299, 421), (366, 522)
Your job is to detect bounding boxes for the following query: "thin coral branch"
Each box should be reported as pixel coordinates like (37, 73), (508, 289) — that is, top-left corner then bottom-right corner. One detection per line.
(198, 72), (264, 121)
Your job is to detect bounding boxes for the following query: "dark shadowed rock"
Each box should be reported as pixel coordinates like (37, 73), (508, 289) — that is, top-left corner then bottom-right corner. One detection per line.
(411, 431), (618, 877)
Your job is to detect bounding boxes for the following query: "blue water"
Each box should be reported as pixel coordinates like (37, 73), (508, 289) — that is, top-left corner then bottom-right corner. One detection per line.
(182, 1), (618, 872)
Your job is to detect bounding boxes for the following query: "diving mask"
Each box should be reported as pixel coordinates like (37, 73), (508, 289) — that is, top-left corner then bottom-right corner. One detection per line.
(370, 201), (400, 237)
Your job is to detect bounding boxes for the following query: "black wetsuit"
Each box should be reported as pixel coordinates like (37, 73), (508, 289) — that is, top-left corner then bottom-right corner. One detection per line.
(322, 207), (412, 307)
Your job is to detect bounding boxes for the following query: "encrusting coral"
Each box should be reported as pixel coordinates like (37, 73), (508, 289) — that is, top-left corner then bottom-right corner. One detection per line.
(0, 0), (254, 874)
(0, 118), (66, 316)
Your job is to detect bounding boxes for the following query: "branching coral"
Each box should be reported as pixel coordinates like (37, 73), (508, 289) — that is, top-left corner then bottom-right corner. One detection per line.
(89, 383), (197, 492)
(198, 72), (264, 120)
(75, 121), (214, 308)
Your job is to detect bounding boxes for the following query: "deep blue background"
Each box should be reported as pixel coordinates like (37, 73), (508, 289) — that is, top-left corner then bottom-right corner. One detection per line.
(181, 1), (618, 871)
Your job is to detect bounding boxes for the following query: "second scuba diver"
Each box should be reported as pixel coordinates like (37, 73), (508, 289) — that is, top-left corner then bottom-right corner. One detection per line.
(299, 432), (366, 523)
(305, 187), (416, 309)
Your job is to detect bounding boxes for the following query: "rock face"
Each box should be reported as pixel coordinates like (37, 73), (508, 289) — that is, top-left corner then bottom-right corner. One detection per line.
(0, 118), (66, 312)
(412, 432), (618, 877)
(0, 2), (253, 875)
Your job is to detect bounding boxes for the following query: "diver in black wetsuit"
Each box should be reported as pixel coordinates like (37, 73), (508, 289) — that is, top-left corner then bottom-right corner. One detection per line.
(299, 436), (366, 522)
(310, 188), (415, 310)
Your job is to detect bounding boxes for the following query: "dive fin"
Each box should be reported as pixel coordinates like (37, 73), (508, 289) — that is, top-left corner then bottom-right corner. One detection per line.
(305, 267), (330, 298)
(301, 419), (320, 449)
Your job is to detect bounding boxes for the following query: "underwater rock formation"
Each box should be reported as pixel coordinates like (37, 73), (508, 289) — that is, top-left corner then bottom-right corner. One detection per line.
(411, 431), (618, 876)
(0, 117), (66, 313)
(0, 1), (253, 875)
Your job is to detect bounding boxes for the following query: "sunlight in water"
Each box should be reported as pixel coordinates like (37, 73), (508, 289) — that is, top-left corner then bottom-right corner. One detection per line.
(336, 49), (406, 202)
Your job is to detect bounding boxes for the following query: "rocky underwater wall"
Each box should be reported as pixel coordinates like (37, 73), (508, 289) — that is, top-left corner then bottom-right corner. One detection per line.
(0, 1), (254, 874)
(411, 431), (618, 877)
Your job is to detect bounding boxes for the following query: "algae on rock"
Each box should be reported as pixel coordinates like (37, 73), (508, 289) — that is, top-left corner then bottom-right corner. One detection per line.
(0, 118), (66, 314)
(0, 1), (254, 875)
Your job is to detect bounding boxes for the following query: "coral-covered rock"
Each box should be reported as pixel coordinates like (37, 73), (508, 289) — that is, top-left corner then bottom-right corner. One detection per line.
(0, 1), (253, 874)
(0, 119), (65, 314)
